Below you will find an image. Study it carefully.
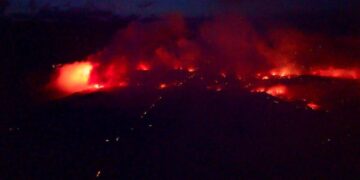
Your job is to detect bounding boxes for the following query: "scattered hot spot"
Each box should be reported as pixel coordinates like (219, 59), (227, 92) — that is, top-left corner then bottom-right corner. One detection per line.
(136, 62), (151, 71)
(159, 83), (168, 89)
(307, 102), (320, 110)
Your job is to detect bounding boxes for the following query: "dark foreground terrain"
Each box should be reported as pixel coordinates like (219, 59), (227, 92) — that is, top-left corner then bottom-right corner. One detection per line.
(4, 77), (360, 179)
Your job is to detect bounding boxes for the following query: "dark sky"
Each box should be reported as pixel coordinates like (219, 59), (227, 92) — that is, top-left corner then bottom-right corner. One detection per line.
(6, 0), (212, 16)
(4, 0), (359, 17)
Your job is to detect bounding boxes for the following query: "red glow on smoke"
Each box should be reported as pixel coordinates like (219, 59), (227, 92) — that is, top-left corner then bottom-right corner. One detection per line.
(252, 84), (325, 110)
(311, 67), (359, 79)
(47, 13), (360, 112)
(220, 71), (227, 78)
(118, 81), (128, 87)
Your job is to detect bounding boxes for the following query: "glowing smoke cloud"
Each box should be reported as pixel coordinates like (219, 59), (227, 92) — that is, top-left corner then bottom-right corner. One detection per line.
(48, 13), (360, 109)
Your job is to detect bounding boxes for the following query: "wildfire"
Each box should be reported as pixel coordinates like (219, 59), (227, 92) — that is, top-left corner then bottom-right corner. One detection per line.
(265, 85), (288, 97)
(252, 84), (290, 99)
(46, 15), (360, 113)
(92, 84), (105, 90)
(311, 67), (359, 79)
(251, 85), (324, 110)
(256, 66), (360, 81)
(269, 66), (301, 78)
(55, 61), (94, 93)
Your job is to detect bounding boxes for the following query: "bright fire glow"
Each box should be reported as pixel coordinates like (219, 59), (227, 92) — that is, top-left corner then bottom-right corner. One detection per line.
(92, 84), (105, 89)
(269, 66), (301, 78)
(56, 61), (94, 93)
(266, 85), (288, 97)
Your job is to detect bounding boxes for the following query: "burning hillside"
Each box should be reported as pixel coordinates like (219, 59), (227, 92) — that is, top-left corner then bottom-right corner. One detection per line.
(48, 14), (360, 111)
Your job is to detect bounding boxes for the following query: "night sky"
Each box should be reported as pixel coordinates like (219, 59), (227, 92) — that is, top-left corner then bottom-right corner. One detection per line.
(4, 0), (359, 17)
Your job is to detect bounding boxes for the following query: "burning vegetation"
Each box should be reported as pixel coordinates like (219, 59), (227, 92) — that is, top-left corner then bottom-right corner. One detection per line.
(55, 61), (95, 93)
(49, 14), (360, 110)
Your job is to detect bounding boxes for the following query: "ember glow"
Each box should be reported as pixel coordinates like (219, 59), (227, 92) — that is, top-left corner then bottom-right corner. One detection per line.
(307, 102), (320, 110)
(252, 87), (266, 93)
(159, 83), (167, 89)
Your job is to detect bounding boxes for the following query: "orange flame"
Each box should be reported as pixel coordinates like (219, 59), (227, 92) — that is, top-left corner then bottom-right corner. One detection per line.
(269, 65), (301, 78)
(266, 85), (288, 97)
(56, 61), (94, 93)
